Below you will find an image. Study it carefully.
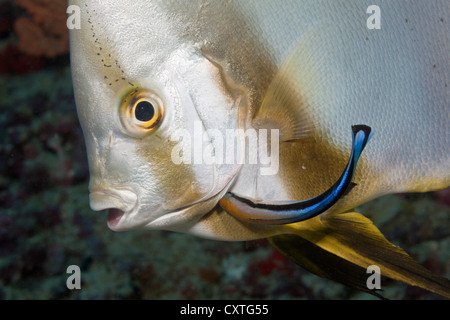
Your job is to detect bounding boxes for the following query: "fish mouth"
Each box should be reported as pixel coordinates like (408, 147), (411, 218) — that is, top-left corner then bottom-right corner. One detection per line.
(89, 188), (138, 230)
(90, 187), (225, 232)
(107, 208), (125, 228)
(88, 185), (223, 232)
(89, 174), (237, 232)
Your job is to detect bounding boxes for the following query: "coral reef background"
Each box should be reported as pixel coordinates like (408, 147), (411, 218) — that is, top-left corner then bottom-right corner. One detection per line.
(0, 0), (448, 300)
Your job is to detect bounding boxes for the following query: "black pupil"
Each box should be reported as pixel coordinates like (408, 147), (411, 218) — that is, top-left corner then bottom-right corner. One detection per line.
(135, 101), (155, 122)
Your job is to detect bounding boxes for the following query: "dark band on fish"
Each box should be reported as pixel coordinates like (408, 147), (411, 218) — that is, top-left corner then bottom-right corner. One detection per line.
(219, 125), (373, 225)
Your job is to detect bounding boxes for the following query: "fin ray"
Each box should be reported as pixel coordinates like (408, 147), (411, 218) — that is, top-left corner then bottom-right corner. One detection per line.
(273, 211), (450, 298)
(269, 234), (385, 298)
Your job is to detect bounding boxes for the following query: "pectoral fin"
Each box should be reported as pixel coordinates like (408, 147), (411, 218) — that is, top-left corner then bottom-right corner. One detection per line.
(252, 22), (339, 142)
(270, 212), (450, 298)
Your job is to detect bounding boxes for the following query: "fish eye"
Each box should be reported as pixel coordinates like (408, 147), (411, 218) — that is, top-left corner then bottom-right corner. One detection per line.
(120, 89), (164, 137)
(135, 101), (155, 122)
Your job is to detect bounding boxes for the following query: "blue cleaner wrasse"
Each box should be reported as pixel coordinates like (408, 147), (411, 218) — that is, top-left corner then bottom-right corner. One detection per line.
(220, 125), (373, 224)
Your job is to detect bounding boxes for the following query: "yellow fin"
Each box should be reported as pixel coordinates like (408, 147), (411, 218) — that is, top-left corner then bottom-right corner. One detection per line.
(270, 234), (385, 298)
(271, 211), (450, 298)
(252, 23), (336, 142)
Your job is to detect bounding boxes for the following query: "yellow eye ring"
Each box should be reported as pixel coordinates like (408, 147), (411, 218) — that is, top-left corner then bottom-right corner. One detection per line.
(120, 89), (164, 137)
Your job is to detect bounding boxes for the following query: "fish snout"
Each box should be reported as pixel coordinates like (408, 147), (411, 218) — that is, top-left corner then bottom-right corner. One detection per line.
(89, 188), (138, 230)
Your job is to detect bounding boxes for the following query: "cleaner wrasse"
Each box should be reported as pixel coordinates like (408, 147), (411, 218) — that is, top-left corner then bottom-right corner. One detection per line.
(220, 125), (373, 224)
(69, 0), (450, 297)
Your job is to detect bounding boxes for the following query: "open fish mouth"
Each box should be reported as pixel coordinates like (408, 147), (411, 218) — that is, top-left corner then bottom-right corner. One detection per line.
(89, 173), (237, 231)
(89, 188), (139, 230)
(89, 184), (230, 232)
(107, 208), (125, 228)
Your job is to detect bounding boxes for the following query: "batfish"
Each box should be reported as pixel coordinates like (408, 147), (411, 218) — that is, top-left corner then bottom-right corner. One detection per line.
(69, 0), (450, 297)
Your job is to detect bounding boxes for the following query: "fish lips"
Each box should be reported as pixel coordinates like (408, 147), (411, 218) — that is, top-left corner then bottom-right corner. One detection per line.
(89, 174), (237, 232)
(90, 188), (221, 232)
(89, 188), (138, 230)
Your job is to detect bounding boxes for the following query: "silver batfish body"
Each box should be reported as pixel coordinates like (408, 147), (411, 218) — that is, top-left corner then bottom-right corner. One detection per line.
(69, 0), (449, 241)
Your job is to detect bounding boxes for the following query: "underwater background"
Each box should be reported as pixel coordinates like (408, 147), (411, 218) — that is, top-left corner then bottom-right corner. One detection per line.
(0, 0), (448, 300)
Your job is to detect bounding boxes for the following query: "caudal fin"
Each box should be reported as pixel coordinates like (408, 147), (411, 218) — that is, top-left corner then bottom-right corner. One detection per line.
(270, 211), (450, 298)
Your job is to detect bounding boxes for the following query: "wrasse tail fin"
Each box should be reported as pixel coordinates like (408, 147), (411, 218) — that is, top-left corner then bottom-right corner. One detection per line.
(269, 212), (450, 298)
(219, 125), (372, 224)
